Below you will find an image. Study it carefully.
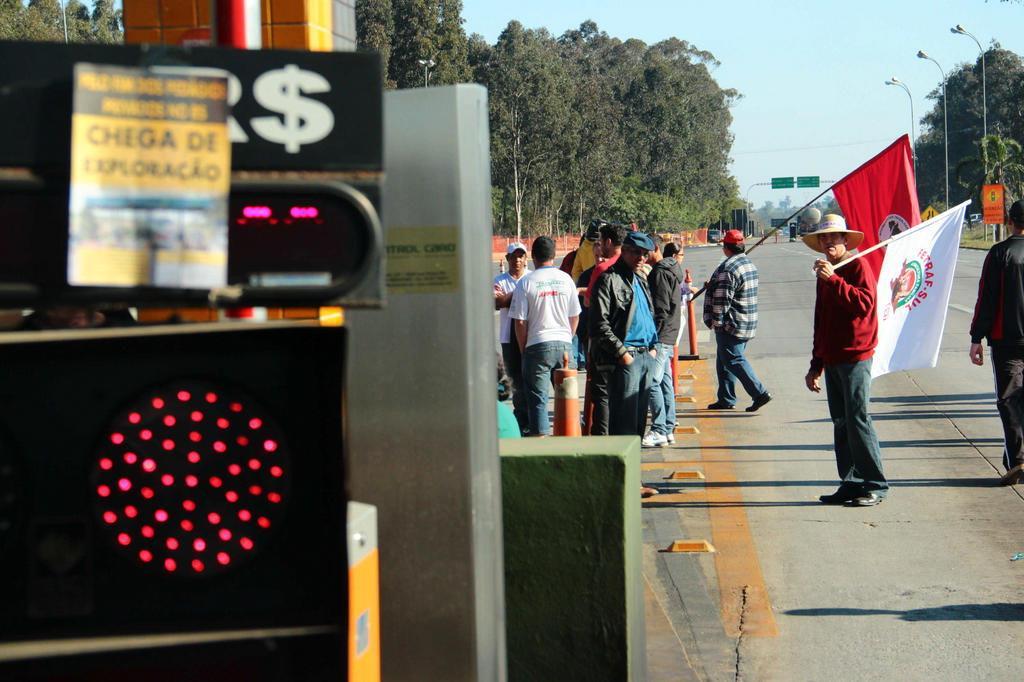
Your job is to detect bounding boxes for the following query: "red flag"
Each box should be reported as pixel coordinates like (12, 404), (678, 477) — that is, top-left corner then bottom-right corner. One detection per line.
(831, 135), (920, 280)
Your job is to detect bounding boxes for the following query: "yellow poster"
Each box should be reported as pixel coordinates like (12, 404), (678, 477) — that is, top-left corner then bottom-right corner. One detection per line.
(68, 64), (230, 288)
(385, 226), (460, 294)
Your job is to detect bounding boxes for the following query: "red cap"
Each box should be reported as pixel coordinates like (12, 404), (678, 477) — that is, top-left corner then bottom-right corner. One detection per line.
(723, 229), (745, 245)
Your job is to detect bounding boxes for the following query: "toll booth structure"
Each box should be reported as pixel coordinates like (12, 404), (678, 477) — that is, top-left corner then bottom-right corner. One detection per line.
(0, 40), (390, 681)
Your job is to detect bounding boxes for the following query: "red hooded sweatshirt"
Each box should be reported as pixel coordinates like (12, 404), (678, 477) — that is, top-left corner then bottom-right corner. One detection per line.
(809, 256), (878, 372)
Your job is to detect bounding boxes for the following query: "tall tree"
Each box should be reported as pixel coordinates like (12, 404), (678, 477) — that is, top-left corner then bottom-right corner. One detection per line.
(356, 0), (395, 87)
(484, 21), (570, 238)
(389, 0), (469, 88)
(916, 47), (1024, 209)
(89, 0), (122, 43)
(0, 0), (24, 40)
(433, 0), (470, 85)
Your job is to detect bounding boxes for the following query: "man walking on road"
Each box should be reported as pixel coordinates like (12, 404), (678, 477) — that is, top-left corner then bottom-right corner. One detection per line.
(591, 231), (659, 438)
(494, 242), (530, 435)
(969, 199), (1024, 485)
(803, 215), (888, 507)
(703, 230), (771, 412)
(510, 236), (581, 436)
(642, 239), (685, 446)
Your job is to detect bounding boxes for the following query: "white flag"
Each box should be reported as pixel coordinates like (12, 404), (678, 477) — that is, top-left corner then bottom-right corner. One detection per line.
(872, 201), (970, 378)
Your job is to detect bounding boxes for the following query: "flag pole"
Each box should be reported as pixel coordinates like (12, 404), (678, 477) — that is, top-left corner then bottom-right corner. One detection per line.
(832, 199), (971, 271)
(692, 183), (837, 298)
(831, 235), (893, 271)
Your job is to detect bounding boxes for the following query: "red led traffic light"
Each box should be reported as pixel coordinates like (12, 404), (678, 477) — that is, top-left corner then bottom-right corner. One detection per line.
(92, 380), (290, 578)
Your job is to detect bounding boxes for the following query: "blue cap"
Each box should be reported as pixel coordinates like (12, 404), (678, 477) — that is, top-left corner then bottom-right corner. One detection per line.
(623, 231), (655, 251)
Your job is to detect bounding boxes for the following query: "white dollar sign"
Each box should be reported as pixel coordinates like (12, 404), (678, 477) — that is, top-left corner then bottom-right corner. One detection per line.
(251, 64), (335, 154)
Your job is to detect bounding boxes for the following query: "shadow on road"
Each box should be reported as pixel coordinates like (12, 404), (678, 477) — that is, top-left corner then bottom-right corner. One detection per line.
(784, 603), (1024, 622)
(794, 410), (993, 423)
(872, 392), (991, 404)
(667, 438), (1003, 452)
(656, 477), (1002, 490)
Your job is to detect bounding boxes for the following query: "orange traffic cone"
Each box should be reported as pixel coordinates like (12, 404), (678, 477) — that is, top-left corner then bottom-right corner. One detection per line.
(553, 352), (581, 437)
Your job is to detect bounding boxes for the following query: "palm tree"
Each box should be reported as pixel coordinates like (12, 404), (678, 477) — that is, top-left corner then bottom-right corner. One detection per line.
(956, 134), (1024, 204)
(957, 135), (1024, 237)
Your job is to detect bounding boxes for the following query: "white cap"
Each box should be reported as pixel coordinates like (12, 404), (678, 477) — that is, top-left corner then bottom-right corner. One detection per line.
(507, 242), (528, 254)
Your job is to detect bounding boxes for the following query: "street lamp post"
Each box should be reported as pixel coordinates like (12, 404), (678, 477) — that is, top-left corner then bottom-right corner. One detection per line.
(917, 50), (949, 209)
(885, 77), (917, 179)
(417, 58), (436, 88)
(951, 24), (987, 139)
(60, 0), (69, 43)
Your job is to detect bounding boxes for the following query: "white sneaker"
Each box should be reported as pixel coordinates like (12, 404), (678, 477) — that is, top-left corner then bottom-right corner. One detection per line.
(641, 432), (667, 447)
(665, 433), (675, 444)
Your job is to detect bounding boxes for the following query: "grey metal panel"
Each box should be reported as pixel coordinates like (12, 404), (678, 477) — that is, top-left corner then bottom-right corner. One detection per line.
(346, 86), (506, 682)
(332, 0), (357, 49)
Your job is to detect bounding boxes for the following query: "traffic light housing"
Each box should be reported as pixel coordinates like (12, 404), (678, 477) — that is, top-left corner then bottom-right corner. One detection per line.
(0, 325), (348, 680)
(0, 175), (383, 308)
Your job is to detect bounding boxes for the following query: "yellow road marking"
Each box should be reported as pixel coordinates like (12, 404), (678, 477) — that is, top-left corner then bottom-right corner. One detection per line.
(692, 360), (779, 638)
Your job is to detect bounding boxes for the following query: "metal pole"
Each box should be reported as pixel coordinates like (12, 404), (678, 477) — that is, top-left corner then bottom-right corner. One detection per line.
(212, 0), (261, 48)
(953, 25), (987, 138)
(692, 183), (836, 298)
(918, 51), (949, 209)
(60, 0), (68, 43)
(886, 79), (916, 180)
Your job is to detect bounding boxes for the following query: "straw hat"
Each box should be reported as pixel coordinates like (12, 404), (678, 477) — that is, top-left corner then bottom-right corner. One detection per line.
(801, 214), (864, 253)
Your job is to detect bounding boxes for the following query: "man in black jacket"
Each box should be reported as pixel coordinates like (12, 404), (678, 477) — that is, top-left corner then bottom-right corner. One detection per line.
(970, 199), (1024, 485)
(641, 242), (685, 447)
(591, 231), (660, 437)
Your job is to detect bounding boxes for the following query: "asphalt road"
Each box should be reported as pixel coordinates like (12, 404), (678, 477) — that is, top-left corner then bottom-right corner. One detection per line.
(644, 240), (1024, 681)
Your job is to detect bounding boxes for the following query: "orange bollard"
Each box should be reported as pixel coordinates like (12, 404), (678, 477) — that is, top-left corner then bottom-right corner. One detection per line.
(554, 352), (582, 436)
(683, 268), (700, 360)
(671, 344), (680, 392)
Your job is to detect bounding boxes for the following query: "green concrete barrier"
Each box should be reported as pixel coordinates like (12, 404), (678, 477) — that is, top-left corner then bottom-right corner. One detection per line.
(500, 436), (644, 681)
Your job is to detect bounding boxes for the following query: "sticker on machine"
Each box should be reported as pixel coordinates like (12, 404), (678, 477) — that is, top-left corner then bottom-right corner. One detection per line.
(385, 226), (460, 295)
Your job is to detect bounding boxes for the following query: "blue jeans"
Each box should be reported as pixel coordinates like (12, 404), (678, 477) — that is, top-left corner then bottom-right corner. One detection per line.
(715, 331), (766, 406)
(824, 359), (888, 495)
(501, 342), (528, 436)
(571, 334), (586, 369)
(523, 341), (571, 436)
(647, 343), (676, 435)
(610, 350), (656, 437)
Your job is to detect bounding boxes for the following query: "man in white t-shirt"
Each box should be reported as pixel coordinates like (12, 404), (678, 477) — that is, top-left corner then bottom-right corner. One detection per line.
(509, 236), (581, 436)
(494, 241), (530, 435)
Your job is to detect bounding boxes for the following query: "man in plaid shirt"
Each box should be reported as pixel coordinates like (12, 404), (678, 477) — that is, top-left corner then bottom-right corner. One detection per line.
(703, 230), (772, 412)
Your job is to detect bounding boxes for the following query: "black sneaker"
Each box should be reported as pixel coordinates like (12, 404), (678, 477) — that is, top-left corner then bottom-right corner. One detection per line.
(706, 401), (735, 410)
(818, 489), (861, 505)
(847, 492), (884, 507)
(745, 392), (772, 412)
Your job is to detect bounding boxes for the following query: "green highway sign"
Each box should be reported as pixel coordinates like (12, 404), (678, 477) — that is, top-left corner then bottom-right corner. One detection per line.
(797, 176), (820, 188)
(771, 176), (795, 189)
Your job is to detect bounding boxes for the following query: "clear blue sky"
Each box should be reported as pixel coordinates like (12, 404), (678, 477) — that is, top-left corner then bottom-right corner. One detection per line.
(462, 0), (1022, 209)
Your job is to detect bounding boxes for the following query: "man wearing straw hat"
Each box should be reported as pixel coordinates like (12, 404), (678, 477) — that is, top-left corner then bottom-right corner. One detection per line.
(803, 214), (888, 507)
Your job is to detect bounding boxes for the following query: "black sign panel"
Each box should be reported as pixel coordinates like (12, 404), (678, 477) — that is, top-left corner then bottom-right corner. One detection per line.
(0, 41), (382, 172)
